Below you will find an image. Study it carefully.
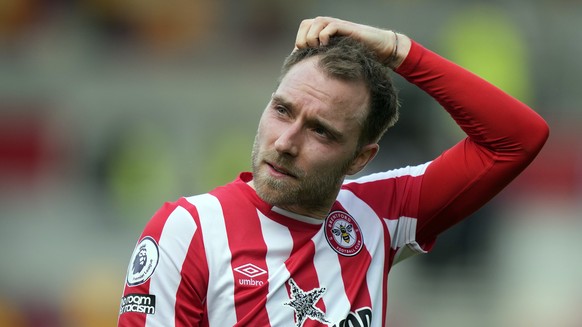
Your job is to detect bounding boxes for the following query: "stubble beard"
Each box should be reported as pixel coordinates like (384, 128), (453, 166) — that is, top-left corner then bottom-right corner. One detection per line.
(250, 136), (354, 212)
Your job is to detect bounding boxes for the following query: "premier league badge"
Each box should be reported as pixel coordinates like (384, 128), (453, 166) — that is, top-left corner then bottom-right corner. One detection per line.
(126, 236), (160, 286)
(324, 211), (363, 256)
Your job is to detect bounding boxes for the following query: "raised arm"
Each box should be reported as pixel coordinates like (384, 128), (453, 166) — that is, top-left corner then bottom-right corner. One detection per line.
(295, 16), (549, 244)
(396, 41), (549, 242)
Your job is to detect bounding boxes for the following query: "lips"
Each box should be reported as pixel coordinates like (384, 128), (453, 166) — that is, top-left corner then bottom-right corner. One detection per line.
(267, 162), (297, 178)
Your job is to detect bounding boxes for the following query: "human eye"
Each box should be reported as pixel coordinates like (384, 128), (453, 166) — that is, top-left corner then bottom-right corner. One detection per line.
(313, 125), (327, 136)
(311, 121), (341, 142)
(274, 105), (288, 115)
(312, 125), (333, 139)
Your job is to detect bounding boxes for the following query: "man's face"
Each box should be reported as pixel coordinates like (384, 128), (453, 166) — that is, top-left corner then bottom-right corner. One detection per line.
(250, 57), (373, 217)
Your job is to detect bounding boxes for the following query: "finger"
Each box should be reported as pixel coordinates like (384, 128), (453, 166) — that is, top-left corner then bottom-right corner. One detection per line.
(295, 18), (313, 49)
(317, 19), (356, 46)
(305, 17), (331, 47)
(318, 23), (339, 46)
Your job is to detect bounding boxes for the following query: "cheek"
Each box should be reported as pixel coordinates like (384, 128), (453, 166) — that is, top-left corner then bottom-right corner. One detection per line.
(307, 147), (356, 174)
(257, 117), (285, 146)
(303, 146), (337, 170)
(255, 124), (272, 149)
(255, 117), (270, 143)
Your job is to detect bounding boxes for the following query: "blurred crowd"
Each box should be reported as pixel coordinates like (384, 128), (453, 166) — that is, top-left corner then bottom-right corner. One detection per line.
(1, 0), (581, 326)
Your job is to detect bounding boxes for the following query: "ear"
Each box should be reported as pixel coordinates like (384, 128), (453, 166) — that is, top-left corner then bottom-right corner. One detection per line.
(346, 143), (379, 176)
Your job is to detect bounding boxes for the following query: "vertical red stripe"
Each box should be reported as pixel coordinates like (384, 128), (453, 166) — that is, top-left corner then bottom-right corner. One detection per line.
(218, 194), (271, 326)
(337, 249), (373, 310)
(118, 202), (178, 327)
(173, 199), (208, 326)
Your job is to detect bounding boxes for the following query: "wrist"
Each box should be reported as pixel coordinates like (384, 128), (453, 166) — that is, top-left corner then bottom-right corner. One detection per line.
(386, 32), (411, 69)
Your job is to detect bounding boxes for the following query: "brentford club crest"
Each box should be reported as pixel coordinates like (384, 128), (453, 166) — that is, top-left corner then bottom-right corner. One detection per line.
(324, 211), (363, 256)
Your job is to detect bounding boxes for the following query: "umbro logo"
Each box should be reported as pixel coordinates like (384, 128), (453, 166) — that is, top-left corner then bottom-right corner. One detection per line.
(234, 263), (267, 278)
(233, 263), (267, 287)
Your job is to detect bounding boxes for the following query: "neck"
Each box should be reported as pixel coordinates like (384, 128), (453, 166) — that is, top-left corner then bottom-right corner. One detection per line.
(276, 203), (331, 220)
(247, 180), (334, 220)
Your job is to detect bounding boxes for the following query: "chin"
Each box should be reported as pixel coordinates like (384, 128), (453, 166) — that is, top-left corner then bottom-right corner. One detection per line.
(254, 176), (295, 206)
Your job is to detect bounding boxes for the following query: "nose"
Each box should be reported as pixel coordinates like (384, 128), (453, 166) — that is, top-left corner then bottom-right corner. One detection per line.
(274, 123), (300, 157)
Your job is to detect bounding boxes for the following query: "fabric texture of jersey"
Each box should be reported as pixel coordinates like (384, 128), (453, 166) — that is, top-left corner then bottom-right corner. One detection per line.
(118, 40), (548, 327)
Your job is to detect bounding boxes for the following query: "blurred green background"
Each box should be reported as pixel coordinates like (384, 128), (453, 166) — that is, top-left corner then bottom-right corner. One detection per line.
(1, 0), (581, 326)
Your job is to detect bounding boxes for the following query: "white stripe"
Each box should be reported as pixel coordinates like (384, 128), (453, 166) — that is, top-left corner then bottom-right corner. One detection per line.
(387, 216), (418, 249)
(272, 206), (323, 225)
(146, 206), (197, 326)
(311, 230), (350, 321)
(385, 216), (428, 265)
(258, 210), (295, 326)
(337, 189), (386, 325)
(386, 219), (398, 248)
(344, 162), (431, 184)
(186, 194), (237, 326)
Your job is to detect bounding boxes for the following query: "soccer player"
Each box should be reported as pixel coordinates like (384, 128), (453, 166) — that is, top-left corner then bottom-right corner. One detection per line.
(118, 17), (548, 327)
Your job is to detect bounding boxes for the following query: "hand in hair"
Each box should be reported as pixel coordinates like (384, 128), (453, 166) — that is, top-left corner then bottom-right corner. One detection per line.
(294, 16), (411, 69)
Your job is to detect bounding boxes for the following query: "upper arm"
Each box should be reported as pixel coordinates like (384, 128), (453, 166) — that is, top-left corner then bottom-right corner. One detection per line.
(118, 201), (208, 326)
(415, 136), (537, 244)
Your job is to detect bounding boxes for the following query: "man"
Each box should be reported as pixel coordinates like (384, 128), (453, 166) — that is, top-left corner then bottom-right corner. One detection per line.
(118, 17), (548, 327)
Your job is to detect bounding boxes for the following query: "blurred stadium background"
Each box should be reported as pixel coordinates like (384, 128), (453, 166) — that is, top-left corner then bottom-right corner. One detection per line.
(0, 0), (581, 326)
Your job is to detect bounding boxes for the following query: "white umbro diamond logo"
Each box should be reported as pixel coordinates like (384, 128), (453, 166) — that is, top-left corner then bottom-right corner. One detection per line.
(233, 263), (267, 278)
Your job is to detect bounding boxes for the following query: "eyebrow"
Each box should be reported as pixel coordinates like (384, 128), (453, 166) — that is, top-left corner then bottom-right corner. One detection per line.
(270, 94), (345, 142)
(271, 94), (293, 111)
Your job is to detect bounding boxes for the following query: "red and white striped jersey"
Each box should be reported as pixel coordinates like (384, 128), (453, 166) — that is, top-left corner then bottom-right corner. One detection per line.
(120, 166), (431, 327)
(118, 40), (548, 327)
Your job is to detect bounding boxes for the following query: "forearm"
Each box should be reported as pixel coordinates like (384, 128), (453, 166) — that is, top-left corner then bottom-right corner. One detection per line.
(394, 39), (549, 155)
(393, 39), (549, 241)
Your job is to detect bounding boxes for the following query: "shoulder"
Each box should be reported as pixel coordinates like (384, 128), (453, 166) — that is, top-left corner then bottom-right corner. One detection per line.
(137, 198), (201, 244)
(343, 162), (431, 188)
(338, 163), (432, 216)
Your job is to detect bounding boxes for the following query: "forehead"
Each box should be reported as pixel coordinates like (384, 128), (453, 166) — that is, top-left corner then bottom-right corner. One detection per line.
(276, 57), (369, 122)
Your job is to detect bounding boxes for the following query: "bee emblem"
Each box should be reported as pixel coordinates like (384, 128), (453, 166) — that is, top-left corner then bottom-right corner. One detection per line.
(332, 223), (353, 244)
(325, 211), (363, 256)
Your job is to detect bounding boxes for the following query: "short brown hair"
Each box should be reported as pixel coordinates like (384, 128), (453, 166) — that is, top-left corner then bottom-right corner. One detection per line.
(279, 36), (399, 147)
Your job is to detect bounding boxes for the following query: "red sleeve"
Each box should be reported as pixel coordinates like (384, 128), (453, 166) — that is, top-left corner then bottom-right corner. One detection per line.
(395, 41), (549, 244)
(118, 199), (208, 327)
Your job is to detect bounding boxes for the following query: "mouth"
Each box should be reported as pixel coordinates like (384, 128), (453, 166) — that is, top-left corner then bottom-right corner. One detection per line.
(266, 162), (297, 178)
